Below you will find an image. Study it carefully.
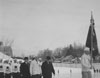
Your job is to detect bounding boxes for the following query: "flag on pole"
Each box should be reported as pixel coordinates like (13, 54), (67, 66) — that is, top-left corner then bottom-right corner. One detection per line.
(86, 12), (99, 59)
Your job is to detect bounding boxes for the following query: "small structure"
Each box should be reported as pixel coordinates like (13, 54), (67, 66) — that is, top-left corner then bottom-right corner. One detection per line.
(0, 42), (13, 57)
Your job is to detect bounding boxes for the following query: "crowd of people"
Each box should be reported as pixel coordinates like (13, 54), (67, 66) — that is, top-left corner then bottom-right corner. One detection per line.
(0, 56), (55, 78)
(0, 47), (93, 78)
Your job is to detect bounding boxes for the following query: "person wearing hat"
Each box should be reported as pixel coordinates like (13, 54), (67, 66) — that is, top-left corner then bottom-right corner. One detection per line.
(30, 56), (42, 78)
(41, 56), (55, 78)
(20, 57), (30, 78)
(81, 47), (92, 78)
(12, 59), (20, 78)
(4, 61), (12, 78)
(0, 59), (4, 78)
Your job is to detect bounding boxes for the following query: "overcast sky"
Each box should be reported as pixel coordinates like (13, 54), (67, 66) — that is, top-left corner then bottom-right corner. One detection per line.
(0, 0), (100, 56)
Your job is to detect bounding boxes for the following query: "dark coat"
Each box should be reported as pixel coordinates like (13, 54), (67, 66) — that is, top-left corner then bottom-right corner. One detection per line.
(20, 62), (30, 77)
(41, 61), (55, 78)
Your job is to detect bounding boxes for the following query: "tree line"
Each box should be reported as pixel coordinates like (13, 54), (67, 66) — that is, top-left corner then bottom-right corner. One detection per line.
(37, 43), (85, 61)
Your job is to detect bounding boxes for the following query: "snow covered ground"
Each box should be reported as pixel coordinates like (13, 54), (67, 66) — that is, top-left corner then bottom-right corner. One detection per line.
(52, 63), (100, 78)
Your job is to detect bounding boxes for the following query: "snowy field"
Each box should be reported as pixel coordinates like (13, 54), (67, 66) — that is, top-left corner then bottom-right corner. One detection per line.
(52, 63), (100, 78)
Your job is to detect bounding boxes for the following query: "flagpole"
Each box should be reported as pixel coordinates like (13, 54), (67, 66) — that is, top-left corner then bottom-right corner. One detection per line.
(90, 11), (94, 78)
(90, 11), (93, 67)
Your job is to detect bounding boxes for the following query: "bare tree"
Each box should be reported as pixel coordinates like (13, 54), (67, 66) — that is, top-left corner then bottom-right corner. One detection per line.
(0, 37), (14, 46)
(0, 37), (14, 56)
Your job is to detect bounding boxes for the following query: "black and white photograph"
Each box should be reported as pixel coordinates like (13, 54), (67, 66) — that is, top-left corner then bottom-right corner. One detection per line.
(0, 0), (100, 78)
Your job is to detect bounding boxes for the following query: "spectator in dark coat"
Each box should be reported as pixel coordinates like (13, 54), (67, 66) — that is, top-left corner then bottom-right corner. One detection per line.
(41, 56), (55, 78)
(20, 57), (30, 78)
